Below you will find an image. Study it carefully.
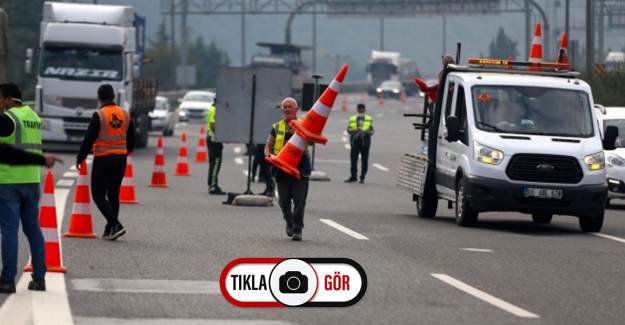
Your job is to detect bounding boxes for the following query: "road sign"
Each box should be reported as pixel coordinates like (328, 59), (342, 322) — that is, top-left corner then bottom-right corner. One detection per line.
(595, 63), (607, 78)
(608, 2), (625, 28)
(326, 0), (502, 17)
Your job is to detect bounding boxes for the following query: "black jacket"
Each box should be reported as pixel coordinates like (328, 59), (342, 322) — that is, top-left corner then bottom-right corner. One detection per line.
(77, 104), (135, 165)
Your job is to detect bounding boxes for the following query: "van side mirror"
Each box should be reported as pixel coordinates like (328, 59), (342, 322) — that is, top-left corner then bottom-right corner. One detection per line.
(604, 125), (619, 150)
(445, 116), (460, 142)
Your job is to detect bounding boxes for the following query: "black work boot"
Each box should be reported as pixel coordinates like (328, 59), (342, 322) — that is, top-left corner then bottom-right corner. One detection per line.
(209, 185), (226, 195)
(28, 279), (46, 291)
(286, 221), (294, 237)
(108, 223), (126, 241)
(344, 177), (357, 183)
(292, 229), (302, 241)
(0, 279), (16, 294)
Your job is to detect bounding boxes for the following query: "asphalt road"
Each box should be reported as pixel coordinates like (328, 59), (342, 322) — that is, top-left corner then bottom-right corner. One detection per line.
(2, 94), (625, 325)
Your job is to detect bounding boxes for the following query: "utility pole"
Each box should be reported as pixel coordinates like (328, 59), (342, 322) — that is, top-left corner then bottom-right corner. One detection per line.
(180, 0), (188, 90)
(442, 15), (447, 54)
(598, 0), (605, 63)
(241, 9), (246, 67)
(312, 11), (317, 73)
(380, 17), (385, 51)
(170, 0), (176, 89)
(525, 0), (531, 58)
(586, 0), (594, 77)
(565, 0), (570, 38)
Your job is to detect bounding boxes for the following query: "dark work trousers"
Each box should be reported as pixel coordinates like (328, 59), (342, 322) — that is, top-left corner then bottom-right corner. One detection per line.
(276, 174), (309, 232)
(350, 145), (370, 180)
(251, 144), (265, 182)
(91, 154), (127, 227)
(207, 136), (224, 187)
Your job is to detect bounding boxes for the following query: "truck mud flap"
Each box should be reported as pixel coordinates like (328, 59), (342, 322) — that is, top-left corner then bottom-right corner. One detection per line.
(397, 153), (429, 196)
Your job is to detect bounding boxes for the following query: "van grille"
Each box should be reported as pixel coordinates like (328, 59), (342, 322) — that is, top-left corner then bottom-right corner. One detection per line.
(506, 154), (583, 184)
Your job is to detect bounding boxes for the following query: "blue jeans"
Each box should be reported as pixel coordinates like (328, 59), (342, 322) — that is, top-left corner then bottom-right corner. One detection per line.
(0, 184), (46, 282)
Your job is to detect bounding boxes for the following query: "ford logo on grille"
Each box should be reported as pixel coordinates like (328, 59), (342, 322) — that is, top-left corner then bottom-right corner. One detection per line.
(76, 106), (85, 117)
(536, 164), (555, 172)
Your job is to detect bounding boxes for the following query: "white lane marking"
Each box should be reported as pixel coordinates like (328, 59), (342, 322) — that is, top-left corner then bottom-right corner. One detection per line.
(373, 163), (390, 172)
(69, 165), (77, 171)
(460, 248), (493, 253)
(341, 136), (348, 143)
(431, 273), (539, 319)
(0, 189), (73, 325)
(243, 170), (249, 176)
(234, 146), (242, 154)
(234, 157), (244, 165)
(344, 144), (351, 150)
(342, 130), (348, 136)
(56, 179), (76, 187)
(62, 171), (79, 178)
(315, 158), (350, 164)
(74, 318), (296, 325)
(375, 112), (384, 118)
(274, 189), (279, 199)
(319, 219), (369, 240)
(72, 279), (219, 294)
(593, 233), (625, 244)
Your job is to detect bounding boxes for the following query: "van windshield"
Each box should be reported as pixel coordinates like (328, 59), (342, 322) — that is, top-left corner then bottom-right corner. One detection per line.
(472, 85), (594, 137)
(39, 43), (123, 81)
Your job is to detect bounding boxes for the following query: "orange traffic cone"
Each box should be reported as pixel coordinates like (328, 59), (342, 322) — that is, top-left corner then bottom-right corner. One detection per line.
(528, 22), (543, 71)
(341, 97), (348, 112)
(119, 154), (138, 204)
(24, 171), (67, 273)
(266, 132), (307, 180)
(290, 64), (349, 145)
(556, 32), (569, 65)
(174, 132), (191, 176)
(150, 136), (169, 187)
(195, 127), (208, 163)
(64, 162), (96, 238)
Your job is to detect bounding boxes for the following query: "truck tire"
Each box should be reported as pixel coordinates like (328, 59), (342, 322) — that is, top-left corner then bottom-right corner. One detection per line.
(135, 117), (149, 148)
(455, 178), (478, 227)
(579, 211), (604, 233)
(416, 191), (437, 219)
(532, 213), (553, 224)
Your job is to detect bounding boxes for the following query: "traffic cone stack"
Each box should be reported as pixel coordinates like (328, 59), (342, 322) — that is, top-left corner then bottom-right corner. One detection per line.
(174, 132), (191, 176)
(195, 127), (208, 163)
(290, 64), (349, 145)
(528, 22), (543, 71)
(556, 32), (569, 66)
(265, 132), (308, 180)
(24, 171), (67, 273)
(64, 162), (96, 238)
(119, 154), (138, 204)
(150, 136), (168, 187)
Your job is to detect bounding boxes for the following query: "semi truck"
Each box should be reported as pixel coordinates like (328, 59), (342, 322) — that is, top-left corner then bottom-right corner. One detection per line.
(398, 57), (618, 232)
(366, 50), (418, 96)
(25, 2), (156, 149)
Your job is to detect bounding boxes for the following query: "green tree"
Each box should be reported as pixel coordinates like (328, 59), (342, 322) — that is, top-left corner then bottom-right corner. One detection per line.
(187, 37), (230, 89)
(488, 28), (519, 60)
(145, 21), (178, 90)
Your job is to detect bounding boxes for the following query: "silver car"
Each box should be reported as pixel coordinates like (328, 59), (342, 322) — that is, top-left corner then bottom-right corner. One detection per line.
(149, 96), (177, 136)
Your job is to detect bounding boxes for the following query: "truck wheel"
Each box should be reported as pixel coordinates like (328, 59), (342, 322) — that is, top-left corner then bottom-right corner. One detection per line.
(579, 211), (604, 233)
(416, 191), (437, 219)
(135, 118), (150, 148)
(455, 178), (478, 227)
(532, 213), (553, 224)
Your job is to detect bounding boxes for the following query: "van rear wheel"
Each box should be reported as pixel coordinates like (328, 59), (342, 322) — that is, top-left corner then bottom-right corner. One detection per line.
(579, 211), (604, 232)
(455, 178), (478, 227)
(532, 213), (553, 224)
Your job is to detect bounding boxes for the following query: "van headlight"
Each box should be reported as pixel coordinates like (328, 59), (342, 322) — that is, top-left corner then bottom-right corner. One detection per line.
(606, 153), (625, 168)
(474, 142), (504, 165)
(584, 152), (605, 171)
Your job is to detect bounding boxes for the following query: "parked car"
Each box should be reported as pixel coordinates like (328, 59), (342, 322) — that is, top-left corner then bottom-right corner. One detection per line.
(178, 91), (215, 122)
(596, 105), (625, 205)
(376, 80), (404, 99)
(149, 96), (177, 136)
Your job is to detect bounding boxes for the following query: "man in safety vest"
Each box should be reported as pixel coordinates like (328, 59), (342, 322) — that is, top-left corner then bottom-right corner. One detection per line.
(206, 102), (225, 195)
(345, 103), (374, 183)
(0, 83), (48, 293)
(76, 84), (134, 241)
(264, 97), (311, 241)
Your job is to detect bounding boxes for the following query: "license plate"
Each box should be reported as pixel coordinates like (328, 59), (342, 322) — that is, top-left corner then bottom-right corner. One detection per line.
(523, 187), (563, 200)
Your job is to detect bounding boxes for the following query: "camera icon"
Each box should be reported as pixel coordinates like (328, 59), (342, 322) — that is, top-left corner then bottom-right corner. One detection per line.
(279, 271), (308, 294)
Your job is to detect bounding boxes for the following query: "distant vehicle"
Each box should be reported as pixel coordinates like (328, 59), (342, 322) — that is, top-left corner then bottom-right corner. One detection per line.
(149, 96), (176, 136)
(595, 105), (625, 205)
(26, 2), (156, 149)
(366, 50), (418, 96)
(178, 90), (215, 122)
(376, 80), (404, 99)
(251, 42), (311, 98)
(605, 51), (625, 71)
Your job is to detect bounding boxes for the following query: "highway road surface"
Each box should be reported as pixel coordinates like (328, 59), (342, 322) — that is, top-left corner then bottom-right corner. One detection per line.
(2, 94), (625, 325)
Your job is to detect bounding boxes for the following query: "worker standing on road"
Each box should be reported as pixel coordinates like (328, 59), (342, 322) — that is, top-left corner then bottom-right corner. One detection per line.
(206, 102), (225, 195)
(265, 97), (311, 241)
(0, 83), (48, 293)
(345, 103), (374, 184)
(76, 84), (134, 241)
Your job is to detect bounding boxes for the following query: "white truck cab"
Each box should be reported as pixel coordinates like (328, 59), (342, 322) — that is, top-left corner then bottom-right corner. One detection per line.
(399, 59), (618, 232)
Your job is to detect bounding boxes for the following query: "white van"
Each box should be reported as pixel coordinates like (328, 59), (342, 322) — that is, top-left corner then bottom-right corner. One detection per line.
(595, 106), (625, 204)
(400, 59), (618, 232)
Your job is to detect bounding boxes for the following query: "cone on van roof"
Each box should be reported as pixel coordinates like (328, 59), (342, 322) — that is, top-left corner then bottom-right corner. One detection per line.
(556, 32), (569, 65)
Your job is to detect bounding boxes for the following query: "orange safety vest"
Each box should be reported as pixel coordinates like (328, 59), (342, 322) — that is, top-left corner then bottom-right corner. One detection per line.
(93, 104), (129, 157)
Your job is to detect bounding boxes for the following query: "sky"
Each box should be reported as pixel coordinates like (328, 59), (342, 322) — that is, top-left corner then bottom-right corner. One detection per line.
(95, 0), (625, 79)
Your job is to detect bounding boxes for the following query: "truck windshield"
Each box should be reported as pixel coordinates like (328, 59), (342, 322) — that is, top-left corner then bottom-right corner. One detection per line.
(604, 119), (625, 148)
(369, 63), (397, 80)
(39, 43), (123, 81)
(472, 85), (594, 137)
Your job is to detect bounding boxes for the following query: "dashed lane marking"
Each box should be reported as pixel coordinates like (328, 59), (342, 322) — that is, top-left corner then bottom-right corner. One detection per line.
(372, 163), (390, 172)
(57, 179), (76, 187)
(234, 146), (242, 154)
(319, 219), (369, 240)
(234, 157), (244, 165)
(74, 318), (296, 325)
(344, 144), (351, 150)
(375, 113), (384, 118)
(62, 171), (79, 178)
(71, 279), (220, 294)
(341, 136), (348, 143)
(315, 158), (350, 164)
(342, 130), (348, 136)
(593, 233), (625, 244)
(69, 165), (77, 171)
(460, 248), (493, 253)
(243, 170), (249, 176)
(431, 273), (539, 319)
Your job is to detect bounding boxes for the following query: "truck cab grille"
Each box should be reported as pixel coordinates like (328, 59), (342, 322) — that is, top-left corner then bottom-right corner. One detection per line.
(506, 154), (583, 184)
(61, 97), (98, 110)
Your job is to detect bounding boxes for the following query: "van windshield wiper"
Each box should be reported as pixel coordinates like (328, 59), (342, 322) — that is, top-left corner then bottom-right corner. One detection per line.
(476, 121), (506, 132)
